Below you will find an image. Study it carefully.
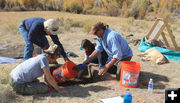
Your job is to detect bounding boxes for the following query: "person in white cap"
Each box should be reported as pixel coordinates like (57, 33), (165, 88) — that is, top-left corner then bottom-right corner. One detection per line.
(19, 17), (70, 62)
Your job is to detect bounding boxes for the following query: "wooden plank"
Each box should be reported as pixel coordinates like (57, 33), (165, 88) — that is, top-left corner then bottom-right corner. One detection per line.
(163, 31), (170, 37)
(157, 18), (164, 20)
(146, 19), (159, 39)
(148, 20), (165, 40)
(161, 32), (170, 47)
(153, 24), (165, 39)
(163, 20), (179, 51)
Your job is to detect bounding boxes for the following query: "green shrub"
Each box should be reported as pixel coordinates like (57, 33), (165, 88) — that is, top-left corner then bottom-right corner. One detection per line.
(127, 17), (135, 24)
(0, 84), (16, 103)
(56, 17), (65, 26)
(0, 67), (16, 102)
(71, 20), (84, 27)
(63, 18), (73, 31)
(6, 24), (18, 33)
(123, 0), (150, 19)
(64, 24), (71, 31)
(139, 6), (147, 19)
(82, 4), (94, 14)
(88, 7), (107, 15)
(57, 17), (86, 31)
(0, 68), (11, 84)
(123, 9), (130, 18)
(83, 22), (93, 33)
(147, 5), (154, 12)
(121, 23), (131, 32)
(65, 18), (73, 25)
(63, 0), (83, 14)
(106, 8), (119, 16)
(82, 0), (94, 14)
(137, 20), (149, 30)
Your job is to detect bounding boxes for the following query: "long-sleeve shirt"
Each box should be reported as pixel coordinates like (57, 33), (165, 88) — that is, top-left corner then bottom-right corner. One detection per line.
(22, 17), (67, 58)
(84, 43), (108, 68)
(95, 29), (133, 62)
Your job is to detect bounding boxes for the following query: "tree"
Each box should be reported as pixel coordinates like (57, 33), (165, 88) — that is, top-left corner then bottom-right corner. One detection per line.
(19, 0), (39, 10)
(170, 0), (174, 12)
(0, 0), (6, 9)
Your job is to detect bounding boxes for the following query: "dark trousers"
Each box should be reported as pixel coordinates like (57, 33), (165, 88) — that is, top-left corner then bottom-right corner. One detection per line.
(10, 78), (48, 95)
(116, 56), (132, 80)
(107, 56), (132, 74)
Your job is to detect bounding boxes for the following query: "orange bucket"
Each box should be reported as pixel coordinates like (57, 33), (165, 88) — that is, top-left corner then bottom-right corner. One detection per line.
(53, 61), (77, 83)
(120, 61), (141, 88)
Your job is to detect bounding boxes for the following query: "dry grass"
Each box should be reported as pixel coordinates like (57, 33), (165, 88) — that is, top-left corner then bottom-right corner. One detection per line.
(0, 11), (155, 44)
(0, 68), (11, 84)
(0, 11), (147, 28)
(0, 11), (180, 103)
(0, 66), (17, 103)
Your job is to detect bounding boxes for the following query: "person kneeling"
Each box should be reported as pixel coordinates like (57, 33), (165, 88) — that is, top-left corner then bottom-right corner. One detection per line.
(9, 44), (66, 95)
(83, 22), (133, 79)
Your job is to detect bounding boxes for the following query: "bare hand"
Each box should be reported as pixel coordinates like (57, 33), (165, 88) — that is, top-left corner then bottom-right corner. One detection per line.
(98, 66), (108, 76)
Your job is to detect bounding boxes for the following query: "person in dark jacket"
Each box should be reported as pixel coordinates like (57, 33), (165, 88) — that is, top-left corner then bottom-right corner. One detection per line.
(19, 17), (69, 62)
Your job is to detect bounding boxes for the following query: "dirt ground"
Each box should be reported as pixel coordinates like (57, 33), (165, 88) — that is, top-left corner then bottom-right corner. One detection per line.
(0, 11), (180, 103)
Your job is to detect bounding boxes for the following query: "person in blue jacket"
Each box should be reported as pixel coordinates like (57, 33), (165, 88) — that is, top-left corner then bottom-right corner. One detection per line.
(83, 21), (133, 79)
(19, 17), (69, 62)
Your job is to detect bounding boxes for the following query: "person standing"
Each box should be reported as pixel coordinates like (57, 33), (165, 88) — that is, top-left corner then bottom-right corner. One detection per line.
(10, 44), (68, 95)
(19, 17), (69, 62)
(83, 21), (133, 78)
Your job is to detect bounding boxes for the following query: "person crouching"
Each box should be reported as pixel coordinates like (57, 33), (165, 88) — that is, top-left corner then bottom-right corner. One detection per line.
(9, 44), (66, 95)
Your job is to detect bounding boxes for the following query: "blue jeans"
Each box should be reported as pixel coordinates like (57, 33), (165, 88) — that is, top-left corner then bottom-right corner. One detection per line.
(19, 24), (49, 60)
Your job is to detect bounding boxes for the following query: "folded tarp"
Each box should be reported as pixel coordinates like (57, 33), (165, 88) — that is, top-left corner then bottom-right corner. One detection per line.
(138, 37), (180, 62)
(0, 56), (24, 63)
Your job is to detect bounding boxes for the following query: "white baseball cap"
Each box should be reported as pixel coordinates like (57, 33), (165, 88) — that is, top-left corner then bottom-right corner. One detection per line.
(44, 19), (59, 35)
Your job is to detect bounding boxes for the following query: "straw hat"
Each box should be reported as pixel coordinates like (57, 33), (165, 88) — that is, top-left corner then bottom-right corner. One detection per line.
(44, 44), (61, 55)
(89, 21), (104, 34)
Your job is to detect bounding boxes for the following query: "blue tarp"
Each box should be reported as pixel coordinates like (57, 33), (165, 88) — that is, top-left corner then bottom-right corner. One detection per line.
(0, 56), (24, 63)
(0, 51), (78, 63)
(138, 37), (180, 62)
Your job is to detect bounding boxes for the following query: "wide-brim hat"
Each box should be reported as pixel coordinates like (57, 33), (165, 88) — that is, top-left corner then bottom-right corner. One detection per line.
(44, 44), (61, 55)
(89, 21), (104, 34)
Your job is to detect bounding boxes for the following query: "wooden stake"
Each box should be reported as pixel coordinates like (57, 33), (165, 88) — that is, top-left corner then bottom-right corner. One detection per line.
(161, 32), (170, 47)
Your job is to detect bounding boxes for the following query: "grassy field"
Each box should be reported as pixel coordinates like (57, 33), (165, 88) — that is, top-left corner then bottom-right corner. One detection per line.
(0, 11), (180, 103)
